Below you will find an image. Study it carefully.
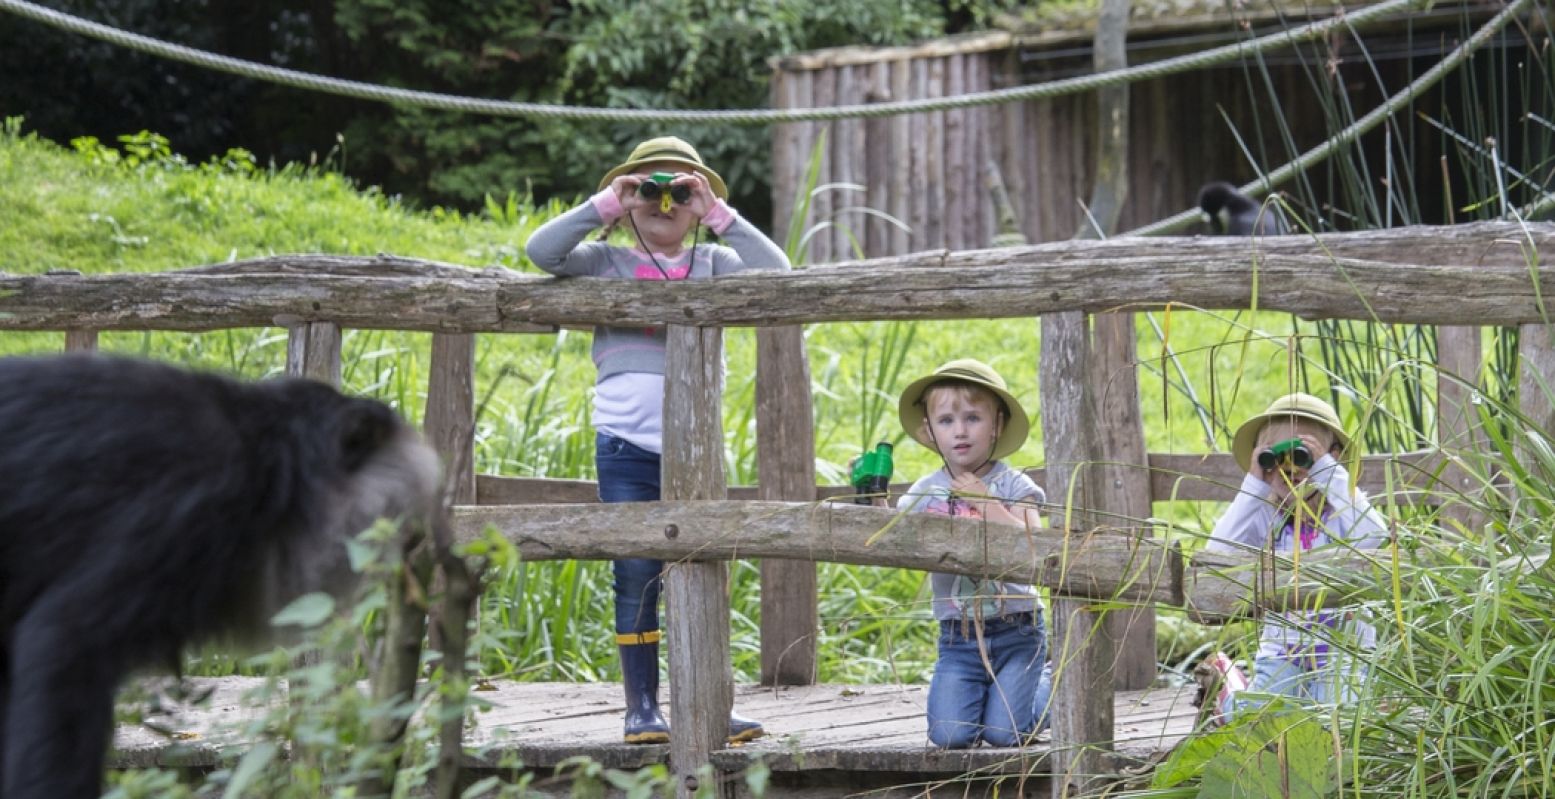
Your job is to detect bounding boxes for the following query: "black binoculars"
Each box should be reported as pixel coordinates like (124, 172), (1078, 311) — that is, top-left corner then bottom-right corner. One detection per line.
(1257, 437), (1313, 470)
(637, 172), (691, 210)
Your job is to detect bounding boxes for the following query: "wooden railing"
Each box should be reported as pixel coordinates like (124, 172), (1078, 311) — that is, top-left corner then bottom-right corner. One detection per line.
(3, 220), (1550, 797)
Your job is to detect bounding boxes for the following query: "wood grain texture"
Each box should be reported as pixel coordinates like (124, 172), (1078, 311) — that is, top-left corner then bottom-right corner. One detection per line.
(5, 223), (1546, 331)
(662, 325), (732, 798)
(425, 333), (476, 504)
(756, 325), (820, 686)
(284, 321), (341, 386)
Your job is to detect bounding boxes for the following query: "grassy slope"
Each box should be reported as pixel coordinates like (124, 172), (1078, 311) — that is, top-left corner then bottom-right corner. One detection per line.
(1, 127), (1325, 681)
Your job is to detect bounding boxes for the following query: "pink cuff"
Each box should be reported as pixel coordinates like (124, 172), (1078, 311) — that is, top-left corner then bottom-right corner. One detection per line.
(702, 199), (738, 236)
(590, 188), (624, 223)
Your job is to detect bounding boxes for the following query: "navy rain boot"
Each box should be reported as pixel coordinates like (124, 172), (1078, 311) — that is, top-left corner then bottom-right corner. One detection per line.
(619, 634), (670, 744)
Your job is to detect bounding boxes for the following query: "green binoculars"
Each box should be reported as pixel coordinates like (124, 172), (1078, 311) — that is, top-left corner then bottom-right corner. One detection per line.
(1257, 437), (1313, 470)
(851, 442), (894, 505)
(637, 172), (692, 212)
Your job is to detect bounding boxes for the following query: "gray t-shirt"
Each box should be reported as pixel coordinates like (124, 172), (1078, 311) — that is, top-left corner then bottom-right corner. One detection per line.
(896, 461), (1047, 621)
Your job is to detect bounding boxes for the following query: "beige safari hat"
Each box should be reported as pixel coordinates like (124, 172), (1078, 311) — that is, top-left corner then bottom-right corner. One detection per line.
(898, 359), (1030, 461)
(1231, 392), (1351, 472)
(597, 136), (728, 199)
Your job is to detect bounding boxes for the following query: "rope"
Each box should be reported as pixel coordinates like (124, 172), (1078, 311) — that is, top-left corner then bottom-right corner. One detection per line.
(1123, 0), (1532, 236)
(1, 0), (1424, 125)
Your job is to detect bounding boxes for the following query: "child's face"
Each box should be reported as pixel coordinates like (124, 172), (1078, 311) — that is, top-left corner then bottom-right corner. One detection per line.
(1254, 416), (1339, 504)
(627, 162), (697, 251)
(921, 386), (1003, 475)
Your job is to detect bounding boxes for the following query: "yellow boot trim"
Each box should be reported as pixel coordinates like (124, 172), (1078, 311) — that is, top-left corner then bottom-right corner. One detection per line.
(616, 630), (662, 646)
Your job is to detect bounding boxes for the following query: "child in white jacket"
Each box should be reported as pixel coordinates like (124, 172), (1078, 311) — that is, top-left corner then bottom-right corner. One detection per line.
(1204, 393), (1385, 718)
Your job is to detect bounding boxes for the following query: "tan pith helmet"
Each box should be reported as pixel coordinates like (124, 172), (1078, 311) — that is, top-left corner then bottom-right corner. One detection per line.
(1231, 392), (1351, 472)
(898, 359), (1029, 460)
(597, 136), (728, 199)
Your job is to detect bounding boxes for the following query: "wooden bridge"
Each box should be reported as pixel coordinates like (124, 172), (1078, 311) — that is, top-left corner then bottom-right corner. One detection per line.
(4, 220), (1551, 797)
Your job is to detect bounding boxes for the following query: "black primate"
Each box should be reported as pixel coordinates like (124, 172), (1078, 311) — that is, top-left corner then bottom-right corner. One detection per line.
(1197, 181), (1289, 236)
(0, 355), (442, 799)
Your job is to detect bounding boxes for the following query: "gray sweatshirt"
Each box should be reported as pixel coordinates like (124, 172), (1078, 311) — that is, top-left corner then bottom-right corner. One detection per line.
(524, 189), (790, 380)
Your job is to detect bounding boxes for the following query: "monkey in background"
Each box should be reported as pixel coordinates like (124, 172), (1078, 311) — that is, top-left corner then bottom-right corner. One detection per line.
(1197, 181), (1290, 236)
(0, 354), (443, 799)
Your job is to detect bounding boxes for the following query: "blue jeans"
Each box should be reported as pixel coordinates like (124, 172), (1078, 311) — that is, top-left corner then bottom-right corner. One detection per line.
(596, 433), (665, 635)
(927, 612), (1052, 748)
(1222, 654), (1366, 720)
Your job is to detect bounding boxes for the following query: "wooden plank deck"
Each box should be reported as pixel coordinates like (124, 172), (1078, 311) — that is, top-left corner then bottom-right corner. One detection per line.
(111, 678), (1198, 780)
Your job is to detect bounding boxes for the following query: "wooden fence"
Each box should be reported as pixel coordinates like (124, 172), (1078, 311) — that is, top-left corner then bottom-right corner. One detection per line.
(3, 220), (1550, 797)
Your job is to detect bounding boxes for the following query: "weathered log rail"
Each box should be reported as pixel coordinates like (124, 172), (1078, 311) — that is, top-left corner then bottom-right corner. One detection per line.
(6, 220), (1548, 798)
(2, 222), (1551, 330)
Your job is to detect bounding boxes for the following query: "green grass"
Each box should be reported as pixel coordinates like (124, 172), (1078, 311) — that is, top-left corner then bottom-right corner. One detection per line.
(1, 123), (1369, 684)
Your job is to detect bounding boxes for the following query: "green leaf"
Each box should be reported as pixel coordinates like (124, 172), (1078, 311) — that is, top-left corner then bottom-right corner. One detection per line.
(270, 592), (336, 628)
(1197, 704), (1333, 799)
(221, 740), (278, 799)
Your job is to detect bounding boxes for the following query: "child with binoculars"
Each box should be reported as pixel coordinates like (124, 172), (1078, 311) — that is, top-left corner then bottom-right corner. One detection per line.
(1202, 392), (1386, 720)
(525, 136), (789, 745)
(893, 359), (1053, 749)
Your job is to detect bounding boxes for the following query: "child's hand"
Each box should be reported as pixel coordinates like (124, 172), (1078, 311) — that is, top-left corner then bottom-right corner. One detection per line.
(949, 473), (992, 510)
(671, 171), (717, 219)
(610, 174), (650, 213)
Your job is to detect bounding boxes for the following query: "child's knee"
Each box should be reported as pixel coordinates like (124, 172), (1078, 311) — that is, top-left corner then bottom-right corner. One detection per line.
(928, 721), (981, 749)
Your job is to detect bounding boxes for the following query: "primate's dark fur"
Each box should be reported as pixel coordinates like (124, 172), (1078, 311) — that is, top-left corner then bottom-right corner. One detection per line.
(0, 355), (442, 799)
(1197, 181), (1290, 236)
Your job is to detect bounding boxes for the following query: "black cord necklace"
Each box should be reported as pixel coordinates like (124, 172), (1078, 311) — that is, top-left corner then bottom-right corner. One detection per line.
(628, 212), (699, 281)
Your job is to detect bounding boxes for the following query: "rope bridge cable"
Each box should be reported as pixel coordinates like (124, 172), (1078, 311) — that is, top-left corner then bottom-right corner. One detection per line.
(1123, 0), (1534, 237)
(2, 0), (1424, 125)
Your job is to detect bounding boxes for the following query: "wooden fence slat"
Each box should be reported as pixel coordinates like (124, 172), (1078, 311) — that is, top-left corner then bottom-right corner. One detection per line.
(811, 70), (835, 266)
(426, 333), (476, 505)
(662, 325), (733, 798)
(1518, 323), (1555, 474)
(285, 321), (342, 386)
(1092, 311), (1157, 690)
(756, 325), (820, 686)
(889, 59), (912, 255)
(924, 57), (947, 251)
(770, 70), (799, 251)
(909, 58), (929, 252)
(63, 329), (98, 352)
(864, 60), (892, 258)
(944, 53), (966, 253)
(1038, 310), (1115, 792)
(1436, 325), (1486, 532)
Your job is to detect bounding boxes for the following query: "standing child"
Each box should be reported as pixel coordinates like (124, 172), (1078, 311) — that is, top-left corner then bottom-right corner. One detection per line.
(525, 136), (789, 744)
(895, 359), (1052, 748)
(1205, 393), (1386, 718)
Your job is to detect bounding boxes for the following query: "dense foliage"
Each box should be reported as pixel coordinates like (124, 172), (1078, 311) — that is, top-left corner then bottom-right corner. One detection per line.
(0, 0), (1019, 217)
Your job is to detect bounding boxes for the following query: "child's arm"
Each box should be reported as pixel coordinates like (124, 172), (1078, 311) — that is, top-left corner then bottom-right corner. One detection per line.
(524, 190), (623, 277)
(949, 471), (1043, 528)
(1305, 453), (1388, 550)
(702, 201), (791, 274)
(1204, 473), (1278, 555)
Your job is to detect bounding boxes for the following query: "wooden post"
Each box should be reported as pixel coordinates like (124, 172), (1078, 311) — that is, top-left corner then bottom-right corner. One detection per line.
(285, 322), (342, 385)
(426, 333), (477, 505)
(64, 329), (98, 352)
(1437, 325), (1486, 532)
(1039, 312), (1114, 797)
(663, 325), (733, 799)
(1092, 314), (1156, 690)
(756, 326), (818, 686)
(1517, 324), (1555, 479)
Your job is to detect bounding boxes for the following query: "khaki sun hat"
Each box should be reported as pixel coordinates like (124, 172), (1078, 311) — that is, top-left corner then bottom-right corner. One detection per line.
(1231, 392), (1352, 472)
(597, 136), (728, 199)
(898, 359), (1030, 461)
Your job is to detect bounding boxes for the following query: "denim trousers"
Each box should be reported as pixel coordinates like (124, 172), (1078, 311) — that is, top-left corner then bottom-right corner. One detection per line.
(1221, 654), (1366, 720)
(927, 612), (1052, 748)
(596, 433), (665, 635)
